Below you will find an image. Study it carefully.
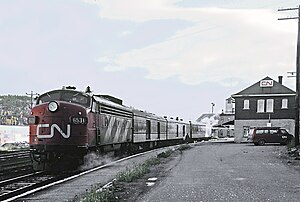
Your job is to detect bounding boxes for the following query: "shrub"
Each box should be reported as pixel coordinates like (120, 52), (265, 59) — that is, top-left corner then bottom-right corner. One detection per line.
(80, 186), (117, 202)
(178, 144), (191, 151)
(117, 164), (148, 182)
(157, 150), (172, 158)
(117, 156), (161, 182)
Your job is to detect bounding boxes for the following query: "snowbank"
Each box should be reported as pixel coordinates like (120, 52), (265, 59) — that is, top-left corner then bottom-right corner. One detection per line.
(0, 125), (29, 146)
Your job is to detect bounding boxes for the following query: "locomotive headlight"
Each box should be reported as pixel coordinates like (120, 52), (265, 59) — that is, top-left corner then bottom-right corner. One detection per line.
(48, 101), (59, 112)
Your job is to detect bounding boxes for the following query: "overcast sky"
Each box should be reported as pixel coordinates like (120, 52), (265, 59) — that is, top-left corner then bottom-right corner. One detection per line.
(0, 0), (299, 121)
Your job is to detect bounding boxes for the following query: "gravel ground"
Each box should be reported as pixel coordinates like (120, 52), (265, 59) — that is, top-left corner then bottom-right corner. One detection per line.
(115, 143), (300, 202)
(113, 149), (184, 201)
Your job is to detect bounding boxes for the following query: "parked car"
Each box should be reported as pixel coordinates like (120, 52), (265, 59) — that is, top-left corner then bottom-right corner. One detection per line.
(248, 127), (293, 146)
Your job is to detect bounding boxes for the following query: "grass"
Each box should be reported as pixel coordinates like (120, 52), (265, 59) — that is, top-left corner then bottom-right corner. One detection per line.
(79, 185), (117, 202)
(157, 149), (172, 158)
(79, 145), (190, 201)
(287, 138), (295, 149)
(178, 144), (192, 151)
(117, 157), (160, 182)
(78, 156), (163, 201)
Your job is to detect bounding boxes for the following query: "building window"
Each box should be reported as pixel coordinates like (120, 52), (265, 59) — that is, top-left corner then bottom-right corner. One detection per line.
(257, 99), (265, 113)
(243, 100), (249, 109)
(266, 99), (274, 112)
(282, 99), (288, 109)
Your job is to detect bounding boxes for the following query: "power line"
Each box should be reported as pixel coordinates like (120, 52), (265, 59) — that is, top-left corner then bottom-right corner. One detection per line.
(165, 26), (219, 42)
(26, 91), (39, 109)
(257, 0), (300, 9)
(164, 1), (298, 43)
(156, 1), (299, 44)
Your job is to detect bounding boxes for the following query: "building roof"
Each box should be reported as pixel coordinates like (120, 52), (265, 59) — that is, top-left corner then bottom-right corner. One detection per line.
(232, 76), (295, 97)
(196, 113), (220, 124)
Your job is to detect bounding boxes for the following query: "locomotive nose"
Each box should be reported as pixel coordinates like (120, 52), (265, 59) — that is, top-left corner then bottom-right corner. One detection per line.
(28, 115), (39, 125)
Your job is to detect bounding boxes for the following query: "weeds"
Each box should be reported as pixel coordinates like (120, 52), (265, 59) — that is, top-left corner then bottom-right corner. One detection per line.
(287, 138), (296, 149)
(79, 185), (117, 202)
(144, 157), (161, 166)
(157, 149), (172, 158)
(117, 157), (160, 182)
(178, 144), (191, 151)
(78, 145), (190, 201)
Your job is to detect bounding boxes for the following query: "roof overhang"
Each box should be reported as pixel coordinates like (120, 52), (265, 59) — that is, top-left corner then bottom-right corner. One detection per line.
(223, 120), (234, 125)
(212, 120), (234, 128)
(232, 93), (295, 98)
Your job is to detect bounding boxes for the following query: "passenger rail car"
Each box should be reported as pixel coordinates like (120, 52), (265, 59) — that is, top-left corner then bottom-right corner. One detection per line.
(28, 87), (206, 171)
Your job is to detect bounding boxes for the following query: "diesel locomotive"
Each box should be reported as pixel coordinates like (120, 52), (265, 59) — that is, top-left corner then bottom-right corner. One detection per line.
(28, 86), (207, 171)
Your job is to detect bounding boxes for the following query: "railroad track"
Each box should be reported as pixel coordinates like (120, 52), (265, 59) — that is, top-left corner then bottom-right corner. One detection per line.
(0, 150), (31, 166)
(0, 146), (175, 202)
(0, 150), (33, 180)
(0, 149), (30, 158)
(0, 171), (65, 201)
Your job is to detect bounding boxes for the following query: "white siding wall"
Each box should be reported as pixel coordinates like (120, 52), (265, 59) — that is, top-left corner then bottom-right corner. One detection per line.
(234, 119), (295, 143)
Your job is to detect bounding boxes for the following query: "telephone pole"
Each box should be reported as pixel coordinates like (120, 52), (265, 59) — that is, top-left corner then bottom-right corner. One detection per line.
(211, 102), (215, 114)
(26, 91), (39, 109)
(278, 5), (300, 146)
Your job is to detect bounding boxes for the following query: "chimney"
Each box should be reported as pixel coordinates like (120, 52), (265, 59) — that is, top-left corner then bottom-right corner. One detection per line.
(278, 76), (283, 84)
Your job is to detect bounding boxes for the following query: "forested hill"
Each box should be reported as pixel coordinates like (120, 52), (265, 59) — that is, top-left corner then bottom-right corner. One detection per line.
(0, 95), (31, 126)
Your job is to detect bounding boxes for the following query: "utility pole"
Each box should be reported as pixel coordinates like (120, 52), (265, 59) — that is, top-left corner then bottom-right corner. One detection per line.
(279, 5), (300, 146)
(211, 102), (215, 114)
(26, 91), (39, 109)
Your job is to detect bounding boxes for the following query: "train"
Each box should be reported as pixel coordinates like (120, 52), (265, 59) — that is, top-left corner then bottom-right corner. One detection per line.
(28, 86), (207, 171)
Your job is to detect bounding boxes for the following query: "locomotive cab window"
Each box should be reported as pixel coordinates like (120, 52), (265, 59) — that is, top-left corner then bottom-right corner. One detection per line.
(61, 92), (90, 107)
(37, 92), (60, 104)
(37, 90), (91, 108)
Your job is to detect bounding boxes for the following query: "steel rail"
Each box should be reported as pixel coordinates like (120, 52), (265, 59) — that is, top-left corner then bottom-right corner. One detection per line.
(1, 147), (172, 202)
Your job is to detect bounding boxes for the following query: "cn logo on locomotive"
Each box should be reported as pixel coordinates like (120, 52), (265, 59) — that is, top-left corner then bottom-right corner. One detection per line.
(36, 124), (71, 139)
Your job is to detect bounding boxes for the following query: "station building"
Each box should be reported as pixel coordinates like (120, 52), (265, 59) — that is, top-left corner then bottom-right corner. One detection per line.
(231, 76), (296, 143)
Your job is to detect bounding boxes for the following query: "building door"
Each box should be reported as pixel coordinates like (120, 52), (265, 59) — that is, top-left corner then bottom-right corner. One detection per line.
(157, 122), (160, 139)
(146, 120), (151, 140)
(243, 126), (250, 138)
